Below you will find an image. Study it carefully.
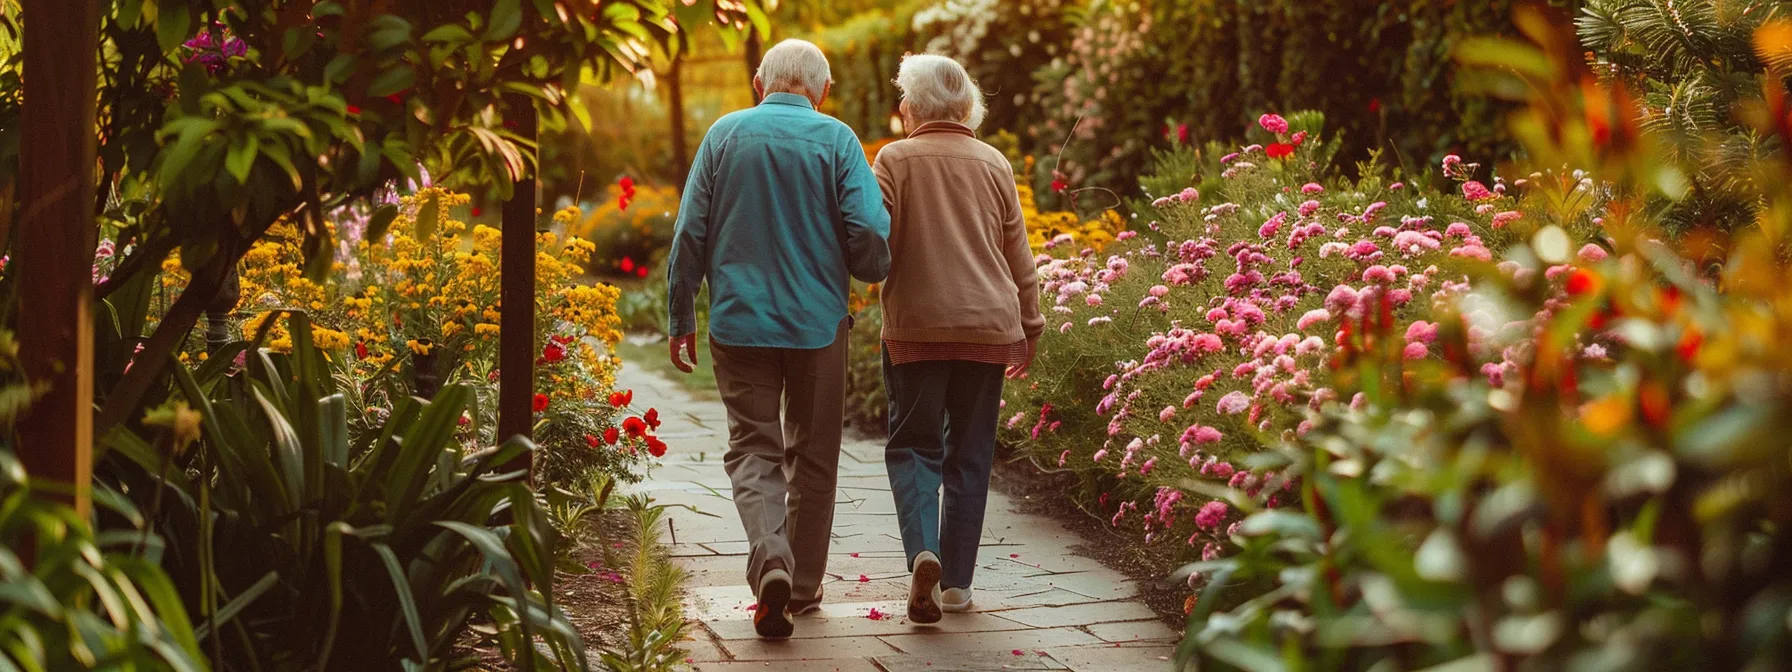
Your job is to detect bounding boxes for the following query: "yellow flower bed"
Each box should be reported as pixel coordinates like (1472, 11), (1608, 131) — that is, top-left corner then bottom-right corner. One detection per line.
(1018, 182), (1123, 252)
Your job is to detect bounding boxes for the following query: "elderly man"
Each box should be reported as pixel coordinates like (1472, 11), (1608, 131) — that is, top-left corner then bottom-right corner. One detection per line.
(665, 38), (891, 639)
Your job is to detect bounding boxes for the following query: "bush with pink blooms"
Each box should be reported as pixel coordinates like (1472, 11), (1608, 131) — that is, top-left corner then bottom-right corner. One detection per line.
(1001, 111), (1604, 562)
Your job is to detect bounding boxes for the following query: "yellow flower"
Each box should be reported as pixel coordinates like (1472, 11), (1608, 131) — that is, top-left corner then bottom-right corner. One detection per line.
(406, 339), (434, 356)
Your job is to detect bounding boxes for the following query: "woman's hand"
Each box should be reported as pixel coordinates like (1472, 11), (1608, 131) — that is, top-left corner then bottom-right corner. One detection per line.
(1006, 337), (1038, 380)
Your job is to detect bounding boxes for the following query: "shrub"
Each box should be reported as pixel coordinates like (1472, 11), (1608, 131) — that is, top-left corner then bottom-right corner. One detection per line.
(567, 182), (680, 280)
(104, 315), (588, 670)
(1001, 110), (1601, 562)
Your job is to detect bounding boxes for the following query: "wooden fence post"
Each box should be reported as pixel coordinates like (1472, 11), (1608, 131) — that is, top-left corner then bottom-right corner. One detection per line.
(16, 0), (100, 515)
(498, 96), (538, 481)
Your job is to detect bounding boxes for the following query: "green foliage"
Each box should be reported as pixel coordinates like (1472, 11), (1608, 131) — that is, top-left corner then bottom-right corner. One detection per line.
(103, 314), (585, 670)
(0, 450), (206, 671)
(1578, 0), (1785, 231)
(595, 498), (689, 672)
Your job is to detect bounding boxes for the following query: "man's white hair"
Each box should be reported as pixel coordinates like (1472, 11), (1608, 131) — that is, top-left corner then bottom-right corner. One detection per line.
(756, 39), (832, 97)
(895, 54), (986, 129)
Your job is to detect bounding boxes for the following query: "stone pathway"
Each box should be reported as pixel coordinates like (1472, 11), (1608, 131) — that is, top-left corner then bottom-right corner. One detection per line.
(619, 363), (1180, 671)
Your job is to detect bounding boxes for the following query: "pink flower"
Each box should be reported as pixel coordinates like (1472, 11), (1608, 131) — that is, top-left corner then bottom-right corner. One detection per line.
(1578, 243), (1609, 263)
(1195, 500), (1230, 530)
(1403, 342), (1429, 360)
(1301, 183), (1324, 194)
(1362, 265), (1395, 284)
(1461, 181), (1496, 201)
(1324, 285), (1360, 314)
(1298, 200), (1321, 217)
(1149, 285), (1170, 298)
(1258, 113), (1289, 135)
(1450, 245), (1492, 262)
(1216, 391), (1250, 415)
(1491, 210), (1522, 228)
(1405, 320), (1437, 344)
(1297, 308), (1332, 331)
(1086, 294), (1103, 306)
(1092, 448), (1109, 462)
(1159, 406), (1177, 423)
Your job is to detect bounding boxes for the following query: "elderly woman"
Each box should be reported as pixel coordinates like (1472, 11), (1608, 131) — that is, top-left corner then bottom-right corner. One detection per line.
(872, 54), (1043, 624)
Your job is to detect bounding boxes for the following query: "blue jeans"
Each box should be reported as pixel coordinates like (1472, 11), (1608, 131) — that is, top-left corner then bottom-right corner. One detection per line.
(883, 354), (1005, 589)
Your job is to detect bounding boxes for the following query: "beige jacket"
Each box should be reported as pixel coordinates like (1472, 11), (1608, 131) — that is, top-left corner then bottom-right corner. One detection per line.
(872, 121), (1044, 345)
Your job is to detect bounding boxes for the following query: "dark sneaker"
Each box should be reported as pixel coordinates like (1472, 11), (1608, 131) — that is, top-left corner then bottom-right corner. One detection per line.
(754, 568), (794, 638)
(790, 588), (824, 616)
(908, 551), (943, 624)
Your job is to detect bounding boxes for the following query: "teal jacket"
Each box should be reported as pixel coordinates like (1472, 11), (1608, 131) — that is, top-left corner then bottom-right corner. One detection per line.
(666, 92), (891, 349)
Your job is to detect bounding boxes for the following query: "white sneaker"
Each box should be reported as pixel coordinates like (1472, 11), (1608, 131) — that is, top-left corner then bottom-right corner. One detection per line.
(908, 551), (943, 624)
(941, 587), (974, 612)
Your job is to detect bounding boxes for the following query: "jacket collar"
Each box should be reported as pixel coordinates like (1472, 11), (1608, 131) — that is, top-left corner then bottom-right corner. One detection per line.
(907, 120), (975, 139)
(761, 92), (816, 109)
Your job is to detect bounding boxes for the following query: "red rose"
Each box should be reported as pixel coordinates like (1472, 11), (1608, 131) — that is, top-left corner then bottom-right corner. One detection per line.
(604, 427), (620, 445)
(646, 436), (667, 458)
(1266, 143), (1294, 159)
(585, 434), (600, 448)
(645, 408), (661, 430)
(623, 416), (647, 437)
(608, 390), (632, 408)
(532, 393), (550, 413)
(542, 341), (567, 364)
(355, 342), (369, 360)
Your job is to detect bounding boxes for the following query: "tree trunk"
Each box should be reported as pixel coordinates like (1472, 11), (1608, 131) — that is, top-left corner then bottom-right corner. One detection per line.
(18, 0), (101, 515)
(498, 94), (538, 482)
(668, 54), (690, 186)
(745, 31), (764, 104)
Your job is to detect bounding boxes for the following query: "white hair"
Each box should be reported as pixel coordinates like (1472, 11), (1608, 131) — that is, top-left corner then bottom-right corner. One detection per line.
(756, 39), (832, 97)
(895, 53), (986, 129)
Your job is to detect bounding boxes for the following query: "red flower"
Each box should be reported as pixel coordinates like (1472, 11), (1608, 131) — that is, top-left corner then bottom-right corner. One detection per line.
(604, 427), (620, 444)
(623, 416), (647, 437)
(471, 206), (482, 217)
(1368, 97), (1382, 113)
(1265, 143), (1294, 159)
(1676, 330), (1702, 363)
(552, 334), (575, 345)
(355, 342), (369, 360)
(645, 408), (661, 430)
(532, 393), (550, 413)
(645, 436), (667, 458)
(620, 257), (636, 273)
(1565, 269), (1599, 297)
(457, 414), (470, 426)
(585, 434), (600, 448)
(608, 390), (633, 407)
(636, 266), (649, 278)
(620, 176), (636, 195)
(618, 193), (633, 211)
(1177, 123), (1190, 145)
(1051, 178), (1068, 193)
(346, 104), (362, 116)
(542, 341), (567, 364)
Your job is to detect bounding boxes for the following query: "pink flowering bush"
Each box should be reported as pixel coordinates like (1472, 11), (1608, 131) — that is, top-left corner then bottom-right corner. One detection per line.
(1003, 110), (1603, 559)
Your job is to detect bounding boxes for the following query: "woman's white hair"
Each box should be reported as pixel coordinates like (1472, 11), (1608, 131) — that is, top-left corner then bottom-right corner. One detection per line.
(756, 39), (832, 97)
(895, 54), (986, 129)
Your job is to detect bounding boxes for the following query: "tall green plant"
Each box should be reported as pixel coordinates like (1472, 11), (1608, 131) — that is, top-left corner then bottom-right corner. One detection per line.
(102, 313), (584, 670)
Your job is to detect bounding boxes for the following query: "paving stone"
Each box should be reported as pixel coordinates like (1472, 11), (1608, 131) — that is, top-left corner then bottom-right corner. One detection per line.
(878, 626), (1103, 655)
(1083, 620), (1182, 644)
(688, 660), (884, 672)
(705, 604), (1033, 640)
(677, 630), (731, 663)
(1032, 571), (1143, 600)
(668, 543), (721, 557)
(719, 635), (902, 661)
(875, 649), (1070, 671)
(1043, 643), (1176, 671)
(959, 588), (1103, 611)
(995, 602), (1160, 629)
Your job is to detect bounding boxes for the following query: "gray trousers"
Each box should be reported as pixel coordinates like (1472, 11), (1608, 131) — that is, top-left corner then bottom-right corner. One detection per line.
(710, 319), (848, 601)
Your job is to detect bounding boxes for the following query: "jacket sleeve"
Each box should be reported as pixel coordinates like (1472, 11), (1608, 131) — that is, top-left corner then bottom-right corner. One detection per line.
(838, 130), (892, 283)
(998, 166), (1045, 340)
(666, 131), (718, 338)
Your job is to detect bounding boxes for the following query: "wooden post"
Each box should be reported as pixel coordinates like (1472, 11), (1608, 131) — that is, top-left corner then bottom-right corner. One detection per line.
(17, 0), (100, 515)
(498, 95), (537, 480)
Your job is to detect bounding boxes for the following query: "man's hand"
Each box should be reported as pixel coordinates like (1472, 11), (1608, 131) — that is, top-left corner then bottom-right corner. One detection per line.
(1006, 337), (1038, 380)
(670, 333), (699, 373)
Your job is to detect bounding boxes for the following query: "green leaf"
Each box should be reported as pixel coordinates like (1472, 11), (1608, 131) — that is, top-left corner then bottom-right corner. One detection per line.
(368, 66), (416, 98)
(437, 521), (539, 670)
(415, 192), (440, 239)
(365, 203), (400, 242)
(156, 3), (192, 55)
(193, 571), (279, 641)
(420, 24), (475, 43)
(365, 15), (413, 51)
(486, 0), (523, 42)
(225, 134), (260, 184)
(370, 542), (430, 664)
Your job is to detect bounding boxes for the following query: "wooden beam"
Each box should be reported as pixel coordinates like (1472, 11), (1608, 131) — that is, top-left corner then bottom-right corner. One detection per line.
(497, 95), (537, 480)
(16, 0), (99, 515)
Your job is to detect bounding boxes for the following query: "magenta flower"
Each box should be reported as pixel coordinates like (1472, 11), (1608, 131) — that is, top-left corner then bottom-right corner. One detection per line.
(1578, 243), (1609, 263)
(1461, 181), (1496, 201)
(1195, 500), (1230, 530)
(1258, 113), (1289, 135)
